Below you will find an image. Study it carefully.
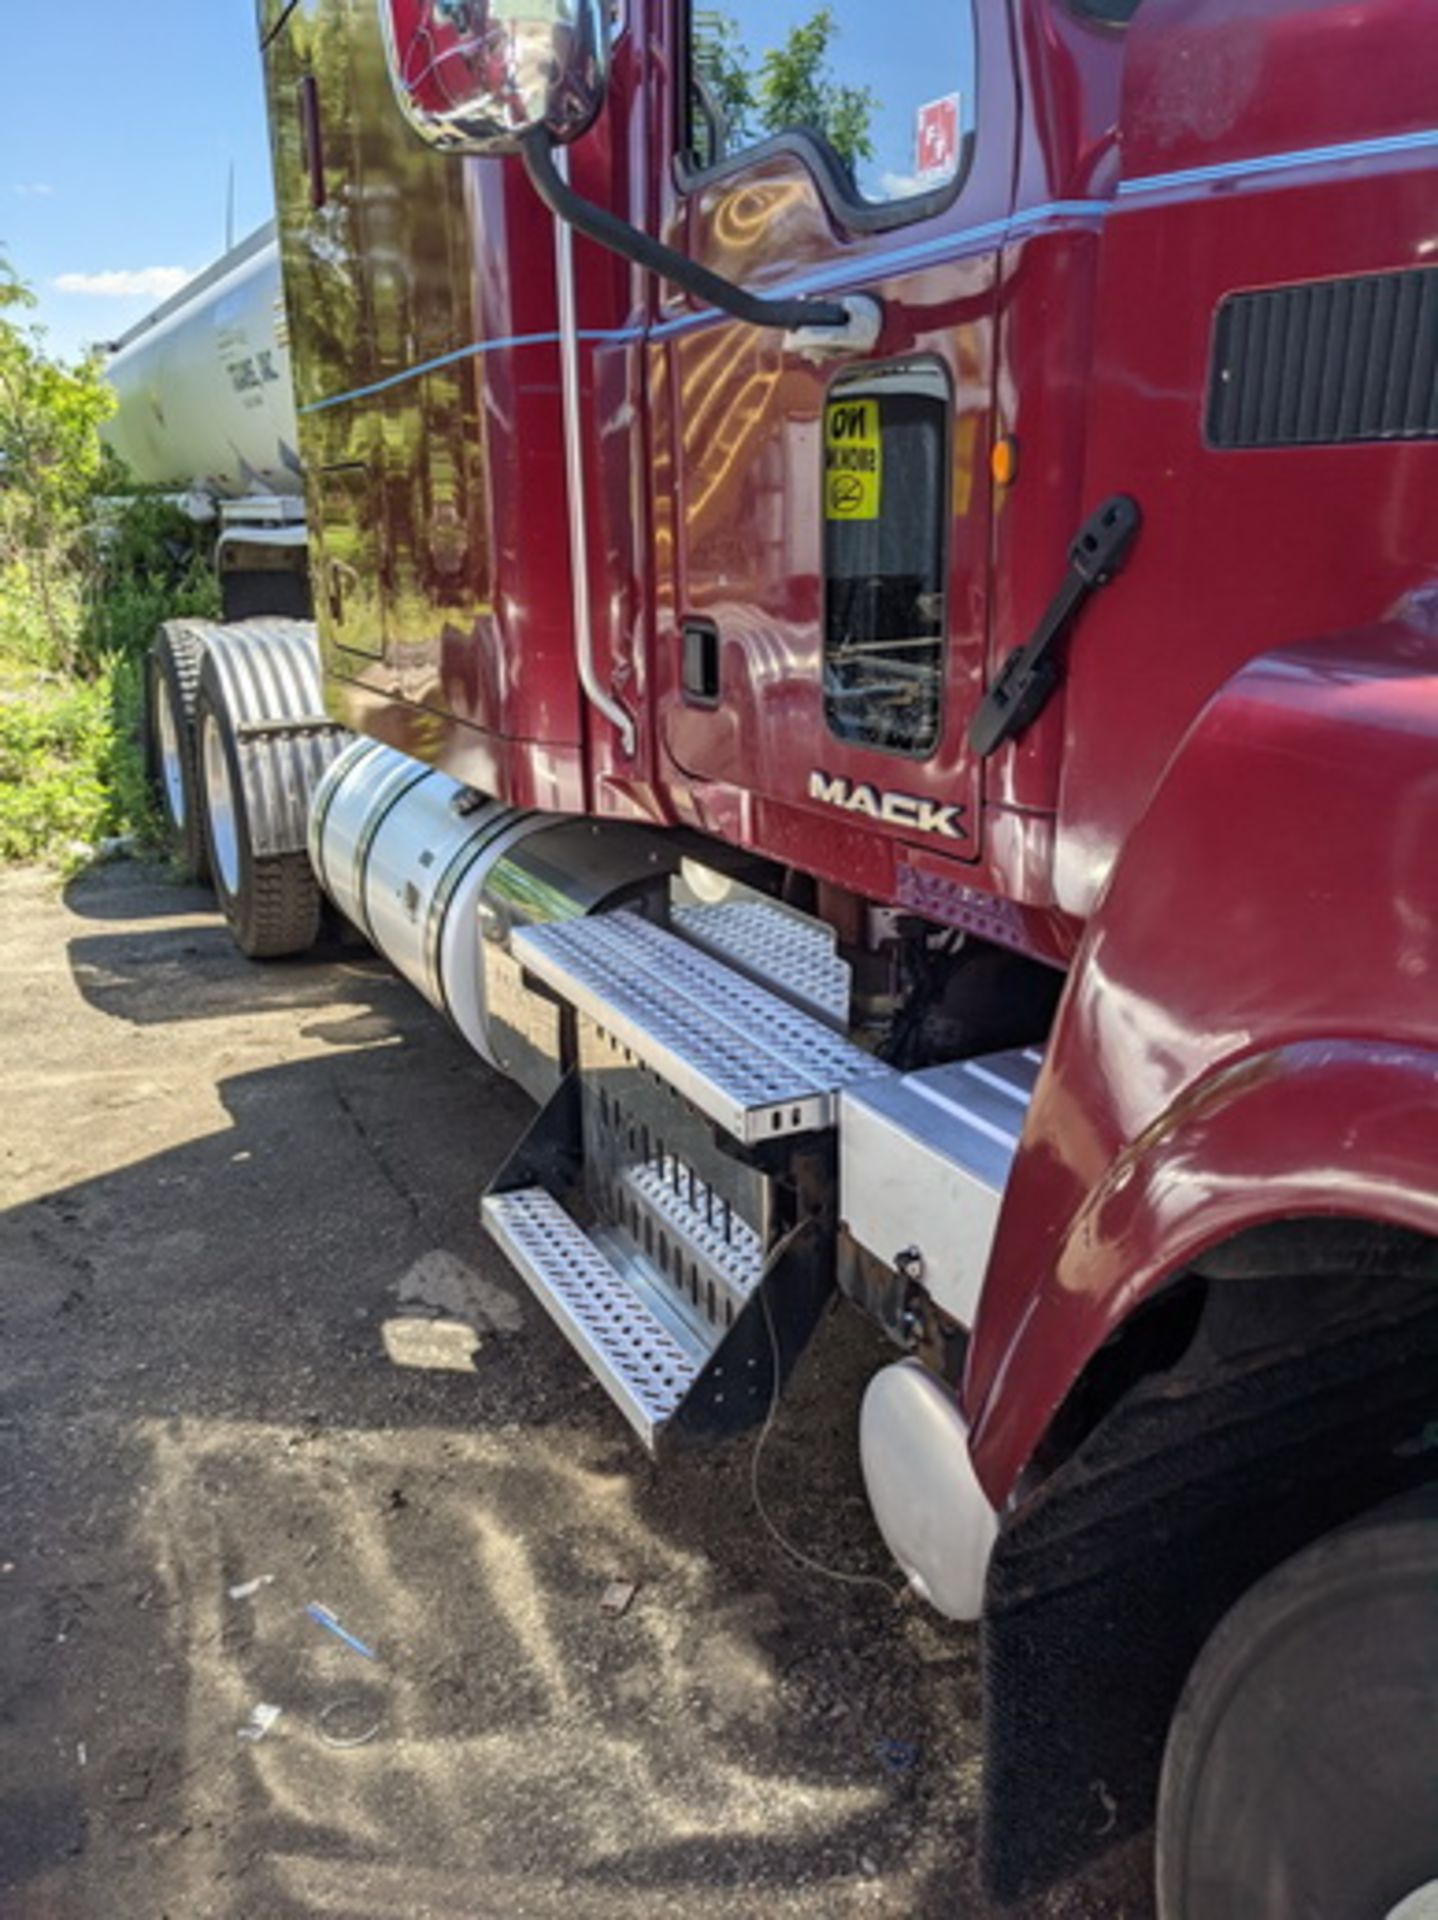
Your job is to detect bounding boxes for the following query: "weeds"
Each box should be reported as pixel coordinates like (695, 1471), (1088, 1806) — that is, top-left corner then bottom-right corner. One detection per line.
(1, 253), (225, 869)
(0, 668), (116, 866)
(81, 493), (220, 674)
(0, 495), (221, 871)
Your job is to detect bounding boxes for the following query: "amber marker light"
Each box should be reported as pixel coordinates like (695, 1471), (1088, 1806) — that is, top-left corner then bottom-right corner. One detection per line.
(991, 434), (1019, 486)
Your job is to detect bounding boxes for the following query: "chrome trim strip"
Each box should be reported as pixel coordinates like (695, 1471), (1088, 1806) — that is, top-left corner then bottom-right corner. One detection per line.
(1115, 124), (1438, 201)
(552, 147), (637, 759)
(300, 124), (1438, 406)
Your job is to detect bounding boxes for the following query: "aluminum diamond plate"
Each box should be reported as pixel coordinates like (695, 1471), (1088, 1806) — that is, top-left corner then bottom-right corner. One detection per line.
(512, 911), (885, 1143)
(482, 1187), (709, 1448)
(623, 1159), (764, 1307)
(670, 899), (850, 1026)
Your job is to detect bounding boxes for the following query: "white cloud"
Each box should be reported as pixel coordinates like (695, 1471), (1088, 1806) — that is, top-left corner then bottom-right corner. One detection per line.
(11, 182), (55, 197)
(54, 266), (192, 300)
(877, 169), (936, 200)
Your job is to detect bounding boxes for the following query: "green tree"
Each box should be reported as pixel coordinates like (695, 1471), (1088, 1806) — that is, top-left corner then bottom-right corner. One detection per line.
(754, 9), (877, 169)
(0, 255), (116, 670)
(692, 9), (758, 156)
(0, 255), (218, 865)
(692, 9), (878, 174)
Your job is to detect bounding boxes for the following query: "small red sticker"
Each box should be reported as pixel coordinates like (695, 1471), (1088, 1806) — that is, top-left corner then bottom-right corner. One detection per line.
(915, 94), (962, 184)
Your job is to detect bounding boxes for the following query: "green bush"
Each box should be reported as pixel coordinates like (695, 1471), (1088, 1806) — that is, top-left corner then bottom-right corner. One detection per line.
(80, 493), (220, 673)
(0, 559), (84, 669)
(0, 497), (220, 868)
(0, 669), (114, 865)
(0, 254), (225, 866)
(0, 653), (163, 868)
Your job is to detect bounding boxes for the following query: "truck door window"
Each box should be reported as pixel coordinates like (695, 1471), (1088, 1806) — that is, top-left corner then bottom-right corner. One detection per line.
(685, 1), (977, 218)
(824, 365), (949, 758)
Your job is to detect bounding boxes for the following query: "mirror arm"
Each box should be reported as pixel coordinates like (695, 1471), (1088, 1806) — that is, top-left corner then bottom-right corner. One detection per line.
(521, 130), (856, 333)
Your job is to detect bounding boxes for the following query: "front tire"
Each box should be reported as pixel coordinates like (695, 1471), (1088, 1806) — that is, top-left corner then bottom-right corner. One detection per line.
(196, 685), (321, 959)
(1157, 1487), (1438, 1920)
(148, 627), (210, 881)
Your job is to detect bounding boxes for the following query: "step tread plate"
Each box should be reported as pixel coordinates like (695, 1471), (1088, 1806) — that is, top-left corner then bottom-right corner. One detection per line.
(670, 898), (850, 1026)
(483, 1186), (709, 1447)
(513, 910), (885, 1142)
(621, 1159), (764, 1307)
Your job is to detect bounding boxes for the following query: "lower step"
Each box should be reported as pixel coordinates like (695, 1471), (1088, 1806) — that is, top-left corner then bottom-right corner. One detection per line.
(483, 1186), (712, 1449)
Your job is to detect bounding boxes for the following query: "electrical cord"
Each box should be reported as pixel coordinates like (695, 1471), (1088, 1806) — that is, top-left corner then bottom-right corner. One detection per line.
(749, 1219), (908, 1601)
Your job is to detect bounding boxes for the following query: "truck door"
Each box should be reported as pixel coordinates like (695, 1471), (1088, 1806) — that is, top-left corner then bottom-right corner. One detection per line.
(653, 0), (1014, 872)
(263, 3), (396, 696)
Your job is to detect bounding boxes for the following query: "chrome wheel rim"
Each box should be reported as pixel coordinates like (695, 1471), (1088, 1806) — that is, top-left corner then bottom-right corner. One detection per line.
(201, 713), (241, 896)
(158, 684), (186, 827)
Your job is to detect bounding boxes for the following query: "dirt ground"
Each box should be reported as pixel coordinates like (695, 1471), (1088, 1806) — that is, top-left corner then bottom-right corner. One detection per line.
(0, 860), (1152, 1920)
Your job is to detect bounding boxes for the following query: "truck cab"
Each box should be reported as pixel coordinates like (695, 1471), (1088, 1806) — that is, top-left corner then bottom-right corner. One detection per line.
(154, 0), (1438, 1907)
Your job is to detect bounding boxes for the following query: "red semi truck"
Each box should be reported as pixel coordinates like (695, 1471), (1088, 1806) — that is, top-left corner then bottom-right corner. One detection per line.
(137, 1), (1438, 1910)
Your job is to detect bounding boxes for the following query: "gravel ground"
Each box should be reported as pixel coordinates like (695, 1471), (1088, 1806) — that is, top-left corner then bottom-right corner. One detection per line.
(0, 860), (1151, 1919)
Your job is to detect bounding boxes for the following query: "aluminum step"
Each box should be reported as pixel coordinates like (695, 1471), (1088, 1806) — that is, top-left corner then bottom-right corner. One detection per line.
(669, 897), (850, 1026)
(615, 1158), (764, 1324)
(511, 910), (885, 1144)
(483, 1186), (712, 1447)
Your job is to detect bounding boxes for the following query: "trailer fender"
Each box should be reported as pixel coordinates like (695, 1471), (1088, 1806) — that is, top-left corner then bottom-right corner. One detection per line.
(188, 617), (347, 859)
(963, 618), (1438, 1503)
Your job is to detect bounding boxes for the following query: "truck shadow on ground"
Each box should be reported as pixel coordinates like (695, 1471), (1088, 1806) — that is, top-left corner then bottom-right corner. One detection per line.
(0, 867), (1150, 1920)
(63, 892), (396, 1032)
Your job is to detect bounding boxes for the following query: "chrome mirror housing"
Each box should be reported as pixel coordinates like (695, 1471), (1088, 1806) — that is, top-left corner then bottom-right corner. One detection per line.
(378, 0), (608, 154)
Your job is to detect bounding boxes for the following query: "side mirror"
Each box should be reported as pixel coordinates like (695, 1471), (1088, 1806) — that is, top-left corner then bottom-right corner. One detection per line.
(377, 0), (878, 352)
(378, 0), (608, 154)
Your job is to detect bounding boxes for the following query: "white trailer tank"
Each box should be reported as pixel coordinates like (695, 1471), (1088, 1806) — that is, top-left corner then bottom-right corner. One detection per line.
(103, 222), (301, 501)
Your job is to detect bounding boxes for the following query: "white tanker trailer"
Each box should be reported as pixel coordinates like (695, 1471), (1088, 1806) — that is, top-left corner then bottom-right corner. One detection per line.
(111, 223), (335, 902)
(104, 222), (301, 503)
(104, 223), (311, 633)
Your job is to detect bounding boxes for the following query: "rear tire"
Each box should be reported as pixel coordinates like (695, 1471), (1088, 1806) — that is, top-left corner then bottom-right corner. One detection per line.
(196, 686), (321, 959)
(148, 628), (210, 881)
(1156, 1487), (1438, 1920)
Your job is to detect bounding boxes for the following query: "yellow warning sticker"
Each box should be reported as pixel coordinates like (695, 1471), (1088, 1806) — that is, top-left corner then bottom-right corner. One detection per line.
(825, 396), (882, 520)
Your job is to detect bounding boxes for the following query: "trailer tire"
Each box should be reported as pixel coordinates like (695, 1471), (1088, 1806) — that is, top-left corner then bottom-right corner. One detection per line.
(1156, 1486), (1438, 1920)
(148, 628), (210, 882)
(196, 684), (320, 958)
(140, 649), (161, 799)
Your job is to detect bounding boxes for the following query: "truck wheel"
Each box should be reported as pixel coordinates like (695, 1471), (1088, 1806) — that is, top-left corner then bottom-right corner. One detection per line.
(148, 629), (210, 882)
(196, 685), (321, 959)
(1156, 1487), (1438, 1920)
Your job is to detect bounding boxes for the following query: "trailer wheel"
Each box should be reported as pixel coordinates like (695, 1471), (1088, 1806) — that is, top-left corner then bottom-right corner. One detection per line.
(1156, 1487), (1438, 1920)
(148, 628), (210, 881)
(196, 685), (321, 959)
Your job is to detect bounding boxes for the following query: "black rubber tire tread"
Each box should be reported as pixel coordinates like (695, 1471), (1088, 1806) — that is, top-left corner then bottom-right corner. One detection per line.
(236, 851), (323, 960)
(195, 684), (321, 961)
(149, 627), (210, 883)
(140, 650), (162, 800)
(1156, 1485), (1438, 1920)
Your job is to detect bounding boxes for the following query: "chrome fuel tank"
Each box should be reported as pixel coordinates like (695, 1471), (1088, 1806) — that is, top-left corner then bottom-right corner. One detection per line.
(308, 739), (679, 1097)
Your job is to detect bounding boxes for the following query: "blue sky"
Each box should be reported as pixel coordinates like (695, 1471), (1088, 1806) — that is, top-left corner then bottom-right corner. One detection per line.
(704, 0), (976, 203)
(0, 2), (275, 363)
(1, 0), (973, 364)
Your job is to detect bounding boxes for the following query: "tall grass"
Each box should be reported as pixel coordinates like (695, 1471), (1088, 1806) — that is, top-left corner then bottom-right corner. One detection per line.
(0, 496), (220, 869)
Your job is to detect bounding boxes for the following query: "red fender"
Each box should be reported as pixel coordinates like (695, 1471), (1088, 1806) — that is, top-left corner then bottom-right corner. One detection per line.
(964, 618), (1438, 1504)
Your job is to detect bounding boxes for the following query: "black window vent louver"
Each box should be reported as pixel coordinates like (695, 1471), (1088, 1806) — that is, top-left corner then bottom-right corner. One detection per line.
(1207, 266), (1438, 449)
